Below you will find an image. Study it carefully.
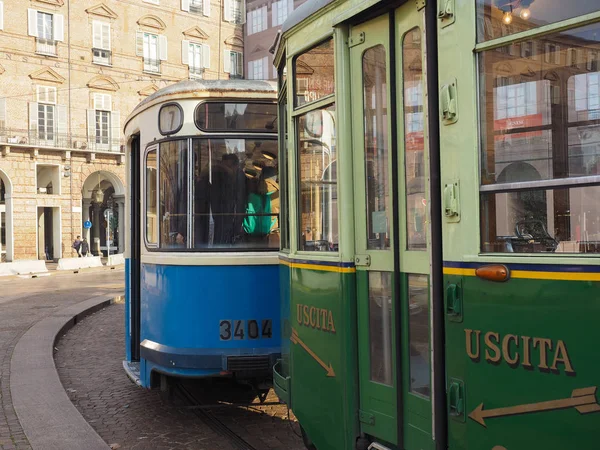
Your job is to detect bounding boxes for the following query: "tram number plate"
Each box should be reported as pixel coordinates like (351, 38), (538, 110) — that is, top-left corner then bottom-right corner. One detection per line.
(219, 319), (273, 341)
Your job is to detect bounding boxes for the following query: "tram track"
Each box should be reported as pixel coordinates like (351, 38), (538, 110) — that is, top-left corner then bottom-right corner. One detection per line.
(175, 383), (261, 450)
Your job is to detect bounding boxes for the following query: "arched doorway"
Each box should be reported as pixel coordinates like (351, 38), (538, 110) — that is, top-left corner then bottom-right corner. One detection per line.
(81, 171), (125, 256)
(0, 169), (13, 262)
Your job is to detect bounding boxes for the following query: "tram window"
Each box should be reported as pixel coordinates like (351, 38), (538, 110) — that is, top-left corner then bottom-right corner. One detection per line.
(279, 88), (290, 251)
(479, 22), (600, 253)
(407, 274), (430, 398)
(192, 138), (279, 250)
(195, 102), (278, 132)
(294, 39), (335, 107)
(297, 105), (338, 252)
(368, 271), (393, 386)
(402, 28), (426, 251)
(145, 149), (158, 245)
(477, 0), (598, 43)
(158, 140), (188, 249)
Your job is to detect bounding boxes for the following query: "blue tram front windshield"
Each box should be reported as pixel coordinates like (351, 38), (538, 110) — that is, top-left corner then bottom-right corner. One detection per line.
(192, 138), (279, 250)
(195, 103), (278, 133)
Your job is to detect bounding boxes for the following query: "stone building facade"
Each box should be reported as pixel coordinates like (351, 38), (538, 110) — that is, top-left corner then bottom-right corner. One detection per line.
(244, 0), (306, 80)
(0, 0), (245, 261)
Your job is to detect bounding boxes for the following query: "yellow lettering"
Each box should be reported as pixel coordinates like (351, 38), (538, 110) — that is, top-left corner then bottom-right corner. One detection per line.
(551, 340), (575, 374)
(309, 307), (317, 328)
(521, 335), (533, 369)
(303, 305), (310, 326)
(502, 334), (519, 366)
(321, 309), (328, 329)
(533, 337), (552, 369)
(484, 332), (501, 363)
(465, 329), (481, 360)
(327, 311), (336, 333)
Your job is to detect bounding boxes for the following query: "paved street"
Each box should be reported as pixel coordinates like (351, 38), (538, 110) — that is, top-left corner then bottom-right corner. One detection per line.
(0, 269), (125, 450)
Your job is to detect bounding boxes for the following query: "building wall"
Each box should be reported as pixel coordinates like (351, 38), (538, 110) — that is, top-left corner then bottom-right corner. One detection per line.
(0, 0), (245, 261)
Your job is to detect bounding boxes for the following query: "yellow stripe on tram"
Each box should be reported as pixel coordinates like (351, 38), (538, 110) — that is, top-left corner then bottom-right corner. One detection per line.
(443, 266), (600, 282)
(279, 259), (356, 273)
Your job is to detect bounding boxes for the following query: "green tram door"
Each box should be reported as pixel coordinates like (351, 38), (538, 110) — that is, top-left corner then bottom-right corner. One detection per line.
(350, 5), (434, 450)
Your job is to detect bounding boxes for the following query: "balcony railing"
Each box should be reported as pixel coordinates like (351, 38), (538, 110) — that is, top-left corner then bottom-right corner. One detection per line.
(0, 128), (124, 153)
(143, 58), (161, 74)
(93, 48), (112, 65)
(190, 3), (203, 14)
(36, 38), (57, 56)
(189, 66), (204, 79)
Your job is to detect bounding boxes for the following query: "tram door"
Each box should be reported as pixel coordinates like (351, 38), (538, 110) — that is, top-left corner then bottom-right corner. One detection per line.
(350, 4), (433, 449)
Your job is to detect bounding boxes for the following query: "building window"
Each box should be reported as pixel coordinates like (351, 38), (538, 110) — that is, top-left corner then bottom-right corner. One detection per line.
(35, 86), (56, 143)
(96, 110), (110, 146)
(248, 57), (268, 80)
(224, 50), (243, 78)
(224, 0), (245, 25)
(247, 7), (267, 35)
(190, 0), (203, 14)
(88, 93), (120, 151)
(183, 41), (210, 79)
(272, 0), (293, 27)
(137, 32), (167, 73)
(28, 9), (64, 56)
(92, 21), (111, 65)
(182, 0), (210, 16)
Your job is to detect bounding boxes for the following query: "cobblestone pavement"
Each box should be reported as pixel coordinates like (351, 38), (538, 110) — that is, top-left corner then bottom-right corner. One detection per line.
(55, 303), (305, 450)
(0, 270), (125, 450)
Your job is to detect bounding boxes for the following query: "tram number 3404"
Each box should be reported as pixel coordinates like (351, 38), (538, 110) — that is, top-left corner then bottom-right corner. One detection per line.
(219, 319), (273, 341)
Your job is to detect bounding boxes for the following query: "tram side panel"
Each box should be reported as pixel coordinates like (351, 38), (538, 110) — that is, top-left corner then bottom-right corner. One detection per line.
(138, 263), (281, 387)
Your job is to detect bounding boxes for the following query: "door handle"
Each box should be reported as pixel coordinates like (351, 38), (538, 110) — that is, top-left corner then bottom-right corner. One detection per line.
(448, 378), (465, 422)
(446, 282), (462, 322)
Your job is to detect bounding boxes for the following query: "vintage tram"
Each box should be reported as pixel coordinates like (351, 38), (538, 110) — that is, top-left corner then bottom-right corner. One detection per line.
(272, 1), (600, 450)
(123, 80), (281, 392)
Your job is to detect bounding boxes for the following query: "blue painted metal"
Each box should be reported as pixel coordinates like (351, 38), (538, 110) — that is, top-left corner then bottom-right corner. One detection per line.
(124, 258), (131, 362)
(137, 262), (281, 387)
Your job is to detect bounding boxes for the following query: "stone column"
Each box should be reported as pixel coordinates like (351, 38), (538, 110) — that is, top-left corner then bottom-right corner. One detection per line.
(92, 203), (102, 256)
(82, 199), (92, 242)
(116, 197), (125, 254)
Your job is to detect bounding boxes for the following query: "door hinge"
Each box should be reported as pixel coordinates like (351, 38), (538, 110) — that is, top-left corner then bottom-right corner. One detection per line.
(440, 78), (458, 125)
(349, 32), (365, 48)
(359, 410), (375, 425)
(446, 280), (462, 322)
(448, 378), (466, 422)
(438, 0), (455, 27)
(354, 254), (371, 267)
(416, 0), (426, 10)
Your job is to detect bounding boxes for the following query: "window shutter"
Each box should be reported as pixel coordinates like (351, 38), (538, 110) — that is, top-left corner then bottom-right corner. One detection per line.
(247, 11), (252, 29)
(223, 0), (232, 22)
(159, 35), (167, 61)
(93, 21), (102, 48)
(94, 93), (111, 110)
(247, 60), (252, 80)
(29, 102), (39, 132)
(87, 109), (96, 144)
(237, 52), (243, 76)
(202, 44), (210, 69)
(28, 9), (38, 37)
(102, 23), (110, 50)
(181, 40), (190, 65)
(262, 6), (267, 30)
(111, 111), (121, 151)
(181, 0), (190, 12)
(239, 0), (246, 24)
(54, 14), (64, 42)
(0, 1), (4, 31)
(263, 56), (268, 79)
(223, 49), (231, 73)
(272, 2), (278, 26)
(203, 0), (211, 16)
(56, 105), (67, 139)
(0, 98), (6, 128)
(136, 31), (144, 57)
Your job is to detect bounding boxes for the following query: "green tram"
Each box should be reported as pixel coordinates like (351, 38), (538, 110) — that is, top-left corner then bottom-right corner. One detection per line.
(271, 0), (600, 449)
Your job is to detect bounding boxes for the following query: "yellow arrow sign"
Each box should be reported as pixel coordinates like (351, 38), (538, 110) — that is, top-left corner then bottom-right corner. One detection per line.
(291, 328), (335, 377)
(469, 386), (600, 427)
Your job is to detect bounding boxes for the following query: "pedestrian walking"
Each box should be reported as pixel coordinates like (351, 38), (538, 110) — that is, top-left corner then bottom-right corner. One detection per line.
(81, 238), (90, 257)
(72, 235), (82, 257)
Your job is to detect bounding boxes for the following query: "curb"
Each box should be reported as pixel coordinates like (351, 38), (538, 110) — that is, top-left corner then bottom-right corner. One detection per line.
(10, 295), (120, 450)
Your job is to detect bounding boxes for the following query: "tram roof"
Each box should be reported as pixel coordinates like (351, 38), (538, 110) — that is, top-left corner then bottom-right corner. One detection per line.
(281, 0), (335, 34)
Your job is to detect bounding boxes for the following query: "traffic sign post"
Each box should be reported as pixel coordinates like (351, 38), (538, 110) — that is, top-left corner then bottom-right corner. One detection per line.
(83, 220), (92, 229)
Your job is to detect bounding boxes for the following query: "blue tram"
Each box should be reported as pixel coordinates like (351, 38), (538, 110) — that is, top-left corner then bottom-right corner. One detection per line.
(123, 80), (281, 390)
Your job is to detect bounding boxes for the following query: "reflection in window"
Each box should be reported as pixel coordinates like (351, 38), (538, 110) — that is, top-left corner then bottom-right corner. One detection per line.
(159, 141), (188, 249)
(408, 274), (430, 397)
(403, 28), (426, 251)
(146, 150), (158, 244)
(363, 45), (390, 250)
(294, 39), (335, 107)
(369, 271), (393, 386)
(479, 22), (600, 253)
(193, 139), (279, 250)
(477, 0), (599, 43)
(298, 106), (338, 252)
(195, 102), (278, 132)
(279, 90), (290, 250)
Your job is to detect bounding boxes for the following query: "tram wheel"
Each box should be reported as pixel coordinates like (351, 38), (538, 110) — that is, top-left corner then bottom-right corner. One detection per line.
(159, 374), (174, 404)
(356, 436), (370, 450)
(300, 425), (317, 450)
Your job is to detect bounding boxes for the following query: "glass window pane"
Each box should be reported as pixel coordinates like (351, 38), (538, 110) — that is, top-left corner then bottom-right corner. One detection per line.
(195, 102), (277, 132)
(279, 91), (290, 250)
(480, 23), (600, 186)
(159, 140), (188, 249)
(403, 27), (426, 251)
(363, 45), (390, 250)
(192, 138), (279, 250)
(477, 0), (599, 43)
(294, 39), (335, 107)
(408, 274), (430, 397)
(297, 105), (338, 252)
(146, 150), (158, 244)
(369, 271), (393, 386)
(482, 185), (600, 253)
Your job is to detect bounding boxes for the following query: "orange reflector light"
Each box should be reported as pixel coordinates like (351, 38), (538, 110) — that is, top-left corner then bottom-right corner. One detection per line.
(220, 371), (232, 376)
(475, 265), (510, 282)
